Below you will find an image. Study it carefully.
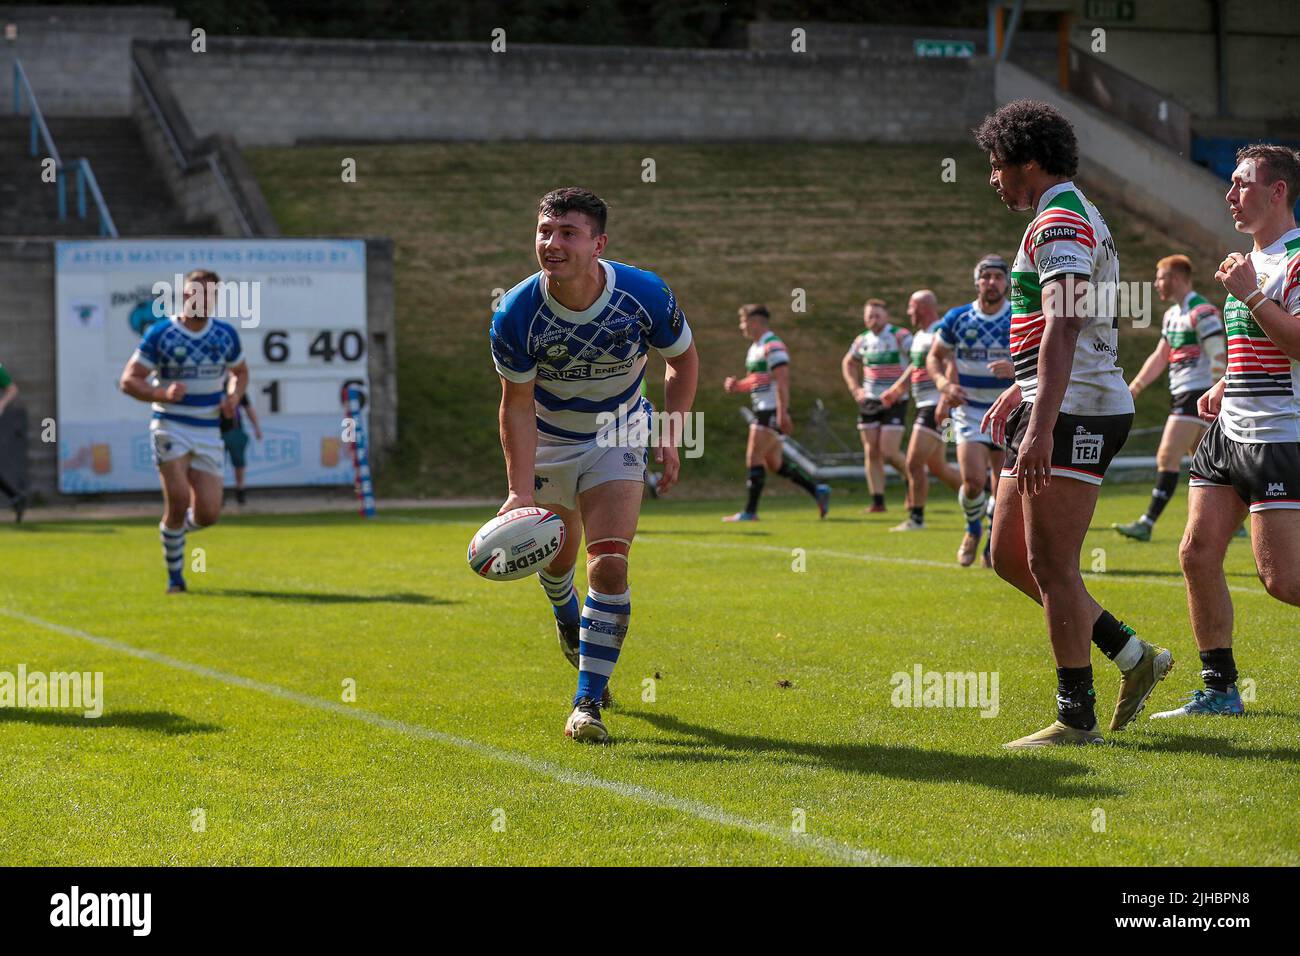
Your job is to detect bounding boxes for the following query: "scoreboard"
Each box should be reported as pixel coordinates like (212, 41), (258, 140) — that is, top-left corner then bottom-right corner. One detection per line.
(55, 239), (369, 493)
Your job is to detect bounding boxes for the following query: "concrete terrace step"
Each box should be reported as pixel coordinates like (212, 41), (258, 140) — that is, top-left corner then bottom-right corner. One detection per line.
(0, 115), (218, 236)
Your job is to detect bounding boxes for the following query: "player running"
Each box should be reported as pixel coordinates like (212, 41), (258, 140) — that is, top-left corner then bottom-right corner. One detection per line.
(892, 290), (960, 531)
(974, 101), (1173, 748)
(723, 304), (830, 522)
(842, 299), (912, 513)
(1113, 255), (1226, 541)
(928, 255), (1015, 565)
(119, 269), (248, 594)
(491, 187), (699, 743)
(1153, 144), (1300, 720)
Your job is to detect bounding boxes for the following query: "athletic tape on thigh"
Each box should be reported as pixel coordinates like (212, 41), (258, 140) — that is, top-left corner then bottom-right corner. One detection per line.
(586, 536), (632, 564)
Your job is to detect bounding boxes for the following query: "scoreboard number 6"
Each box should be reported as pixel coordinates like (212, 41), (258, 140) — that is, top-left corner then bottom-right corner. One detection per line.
(261, 329), (366, 364)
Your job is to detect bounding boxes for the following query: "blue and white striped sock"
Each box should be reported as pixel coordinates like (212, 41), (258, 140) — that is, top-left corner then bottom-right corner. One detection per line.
(959, 487), (987, 536)
(538, 566), (580, 626)
(575, 587), (630, 705)
(160, 522), (185, 585)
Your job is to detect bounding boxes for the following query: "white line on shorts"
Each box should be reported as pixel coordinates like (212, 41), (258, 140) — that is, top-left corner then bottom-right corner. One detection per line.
(639, 536), (1268, 597)
(0, 606), (900, 867)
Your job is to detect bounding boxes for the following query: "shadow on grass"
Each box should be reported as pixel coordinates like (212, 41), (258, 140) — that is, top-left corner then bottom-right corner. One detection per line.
(1114, 730), (1300, 762)
(0, 708), (219, 735)
(617, 708), (1118, 799)
(197, 588), (457, 606)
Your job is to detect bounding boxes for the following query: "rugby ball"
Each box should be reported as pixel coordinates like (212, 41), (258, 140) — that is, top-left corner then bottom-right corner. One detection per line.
(467, 507), (566, 582)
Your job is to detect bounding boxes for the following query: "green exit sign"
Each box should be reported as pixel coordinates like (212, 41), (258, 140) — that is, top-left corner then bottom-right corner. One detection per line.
(1085, 0), (1136, 20)
(913, 39), (976, 58)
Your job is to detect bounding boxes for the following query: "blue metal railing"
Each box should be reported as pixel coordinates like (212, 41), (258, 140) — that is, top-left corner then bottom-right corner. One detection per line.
(11, 59), (118, 236)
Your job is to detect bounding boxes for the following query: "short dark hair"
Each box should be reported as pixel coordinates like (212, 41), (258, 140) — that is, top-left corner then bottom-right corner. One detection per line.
(973, 100), (1079, 178)
(738, 304), (770, 322)
(538, 187), (608, 235)
(185, 268), (219, 285)
(1236, 143), (1300, 207)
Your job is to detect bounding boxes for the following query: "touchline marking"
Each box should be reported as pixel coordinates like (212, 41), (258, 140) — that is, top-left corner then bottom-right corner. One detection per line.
(0, 607), (899, 868)
(639, 536), (1269, 597)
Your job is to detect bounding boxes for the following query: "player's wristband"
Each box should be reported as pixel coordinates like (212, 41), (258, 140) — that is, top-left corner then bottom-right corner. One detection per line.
(1245, 290), (1267, 312)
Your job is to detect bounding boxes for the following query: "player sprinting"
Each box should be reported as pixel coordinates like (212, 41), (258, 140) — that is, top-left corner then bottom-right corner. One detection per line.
(491, 187), (699, 743)
(842, 299), (912, 513)
(974, 100), (1173, 748)
(891, 290), (960, 531)
(928, 255), (1015, 566)
(1113, 255), (1227, 541)
(119, 269), (248, 593)
(1152, 144), (1300, 720)
(722, 304), (830, 522)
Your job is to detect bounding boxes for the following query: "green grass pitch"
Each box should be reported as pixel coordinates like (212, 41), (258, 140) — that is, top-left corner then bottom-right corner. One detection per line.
(1, 484), (1296, 866)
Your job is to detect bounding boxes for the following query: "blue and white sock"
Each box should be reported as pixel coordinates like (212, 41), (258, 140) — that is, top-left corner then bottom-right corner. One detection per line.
(959, 487), (988, 536)
(538, 566), (580, 626)
(160, 522), (185, 586)
(575, 587), (630, 706)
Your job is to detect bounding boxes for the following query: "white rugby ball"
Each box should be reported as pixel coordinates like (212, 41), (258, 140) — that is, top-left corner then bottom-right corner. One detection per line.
(467, 507), (566, 582)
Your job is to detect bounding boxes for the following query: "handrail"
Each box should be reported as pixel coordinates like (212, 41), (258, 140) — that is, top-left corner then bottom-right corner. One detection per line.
(130, 54), (255, 237)
(12, 59), (62, 168)
(74, 159), (119, 237)
(11, 58), (119, 234)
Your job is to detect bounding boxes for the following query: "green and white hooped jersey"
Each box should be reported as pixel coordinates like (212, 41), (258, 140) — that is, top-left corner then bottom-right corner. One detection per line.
(909, 327), (939, 407)
(1009, 181), (1132, 416)
(847, 324), (912, 401)
(745, 330), (789, 412)
(1161, 291), (1224, 395)
(1220, 227), (1300, 444)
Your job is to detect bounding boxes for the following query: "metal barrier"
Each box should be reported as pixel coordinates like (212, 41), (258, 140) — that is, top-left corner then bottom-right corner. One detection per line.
(11, 59), (118, 236)
(1066, 47), (1191, 156)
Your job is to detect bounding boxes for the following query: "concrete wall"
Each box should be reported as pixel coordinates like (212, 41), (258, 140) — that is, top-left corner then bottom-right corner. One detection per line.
(995, 60), (1242, 261)
(0, 238), (397, 502)
(0, 5), (188, 116)
(1069, 0), (1300, 122)
(141, 37), (995, 147)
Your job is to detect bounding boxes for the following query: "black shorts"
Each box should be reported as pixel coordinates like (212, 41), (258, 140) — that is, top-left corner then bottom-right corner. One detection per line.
(1170, 388), (1209, 422)
(913, 403), (942, 436)
(858, 397), (907, 430)
(1000, 402), (1132, 486)
(1188, 418), (1300, 513)
(752, 408), (783, 434)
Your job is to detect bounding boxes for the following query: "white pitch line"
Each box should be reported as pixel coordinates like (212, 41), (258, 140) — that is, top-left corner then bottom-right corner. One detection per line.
(0, 606), (900, 868)
(638, 535), (1269, 597)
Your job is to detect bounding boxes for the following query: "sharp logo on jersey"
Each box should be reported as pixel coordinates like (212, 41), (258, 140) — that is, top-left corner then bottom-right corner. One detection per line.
(545, 343), (569, 361)
(1267, 482), (1286, 497)
(1037, 225), (1081, 242)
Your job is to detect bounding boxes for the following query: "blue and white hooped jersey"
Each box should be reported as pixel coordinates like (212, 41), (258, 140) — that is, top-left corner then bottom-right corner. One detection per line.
(130, 316), (244, 428)
(934, 299), (1014, 410)
(489, 259), (693, 442)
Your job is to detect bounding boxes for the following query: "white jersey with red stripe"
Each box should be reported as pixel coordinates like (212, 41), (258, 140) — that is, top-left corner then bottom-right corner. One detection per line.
(1162, 290), (1225, 395)
(909, 326), (939, 407)
(744, 330), (789, 412)
(1220, 227), (1300, 443)
(847, 323), (912, 401)
(1009, 181), (1132, 416)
